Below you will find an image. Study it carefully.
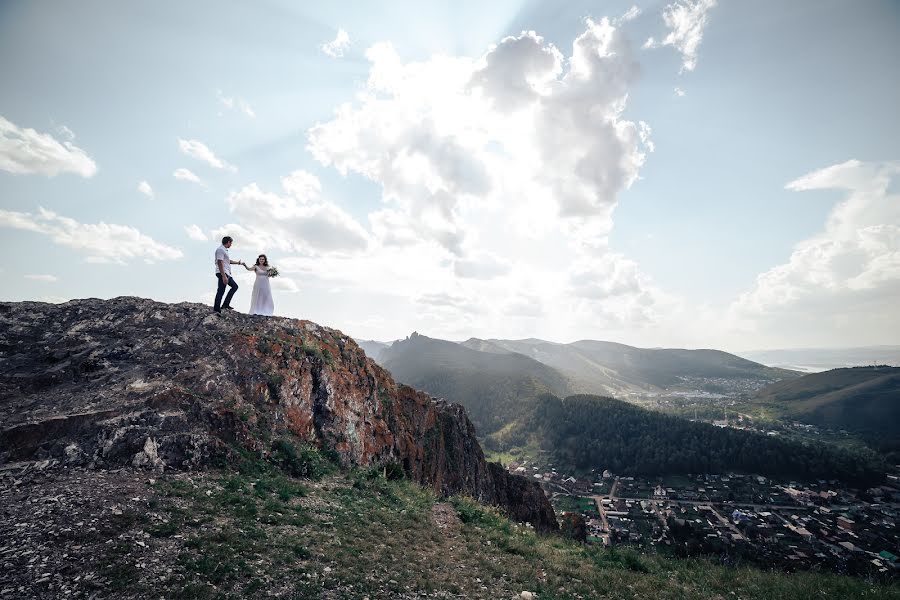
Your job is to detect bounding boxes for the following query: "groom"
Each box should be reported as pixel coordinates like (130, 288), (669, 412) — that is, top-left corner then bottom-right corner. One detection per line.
(213, 236), (244, 313)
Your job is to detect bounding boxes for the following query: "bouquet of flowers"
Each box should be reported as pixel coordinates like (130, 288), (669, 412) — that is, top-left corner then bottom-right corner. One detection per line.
(266, 266), (279, 278)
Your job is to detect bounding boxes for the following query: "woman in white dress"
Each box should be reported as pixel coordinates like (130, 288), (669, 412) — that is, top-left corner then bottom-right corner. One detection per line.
(243, 254), (274, 316)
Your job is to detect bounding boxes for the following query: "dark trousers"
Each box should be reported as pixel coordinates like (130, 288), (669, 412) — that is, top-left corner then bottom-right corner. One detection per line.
(214, 274), (239, 311)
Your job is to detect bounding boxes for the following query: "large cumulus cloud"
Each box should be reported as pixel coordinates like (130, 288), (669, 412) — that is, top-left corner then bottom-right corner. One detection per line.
(730, 160), (900, 345)
(213, 170), (369, 256)
(305, 19), (665, 335)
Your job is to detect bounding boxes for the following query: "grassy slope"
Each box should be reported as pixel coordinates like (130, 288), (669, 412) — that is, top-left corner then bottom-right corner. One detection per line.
(88, 466), (898, 600)
(753, 367), (900, 433)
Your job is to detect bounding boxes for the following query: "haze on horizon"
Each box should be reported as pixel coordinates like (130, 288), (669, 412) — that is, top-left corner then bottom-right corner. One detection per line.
(1, 0), (898, 354)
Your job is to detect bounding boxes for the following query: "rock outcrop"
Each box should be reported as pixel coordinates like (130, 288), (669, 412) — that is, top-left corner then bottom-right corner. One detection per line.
(0, 297), (557, 532)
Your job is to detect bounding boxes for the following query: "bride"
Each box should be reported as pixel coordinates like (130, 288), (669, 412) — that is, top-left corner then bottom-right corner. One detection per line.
(242, 254), (275, 316)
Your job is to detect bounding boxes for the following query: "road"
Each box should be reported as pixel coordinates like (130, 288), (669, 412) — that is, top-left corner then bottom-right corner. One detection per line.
(592, 477), (620, 534)
(650, 500), (668, 530)
(606, 495), (807, 512)
(707, 504), (742, 536)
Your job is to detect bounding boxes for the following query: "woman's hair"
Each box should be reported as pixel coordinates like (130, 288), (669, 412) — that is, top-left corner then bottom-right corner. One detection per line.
(256, 254), (269, 267)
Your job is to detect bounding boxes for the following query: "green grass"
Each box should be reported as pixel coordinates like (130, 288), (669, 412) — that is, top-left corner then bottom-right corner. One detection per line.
(271, 437), (337, 479)
(482, 448), (520, 466)
(92, 462), (899, 600)
(660, 474), (697, 488)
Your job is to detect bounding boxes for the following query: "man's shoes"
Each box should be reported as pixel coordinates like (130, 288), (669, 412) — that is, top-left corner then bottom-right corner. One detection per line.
(213, 308), (222, 314)
(222, 306), (235, 311)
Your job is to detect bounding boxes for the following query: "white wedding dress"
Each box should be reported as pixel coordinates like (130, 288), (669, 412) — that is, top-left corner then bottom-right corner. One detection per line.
(249, 266), (274, 316)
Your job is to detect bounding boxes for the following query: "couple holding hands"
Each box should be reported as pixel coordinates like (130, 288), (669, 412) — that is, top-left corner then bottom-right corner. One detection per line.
(213, 236), (279, 316)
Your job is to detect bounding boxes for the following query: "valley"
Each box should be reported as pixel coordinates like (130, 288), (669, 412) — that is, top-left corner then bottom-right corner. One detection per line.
(498, 452), (900, 579)
(372, 331), (900, 580)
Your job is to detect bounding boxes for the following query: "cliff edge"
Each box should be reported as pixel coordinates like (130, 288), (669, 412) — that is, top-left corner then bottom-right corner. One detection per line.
(0, 297), (556, 532)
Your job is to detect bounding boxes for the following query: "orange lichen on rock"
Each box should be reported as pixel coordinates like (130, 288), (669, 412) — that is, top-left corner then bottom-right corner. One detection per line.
(0, 297), (557, 532)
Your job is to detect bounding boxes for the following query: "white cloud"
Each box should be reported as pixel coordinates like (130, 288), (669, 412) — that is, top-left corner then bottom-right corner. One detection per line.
(216, 90), (256, 118)
(281, 170), (322, 200)
(645, 0), (717, 72)
(503, 293), (545, 318)
(674, 87), (686, 97)
(321, 28), (351, 58)
(468, 31), (563, 112)
(56, 125), (75, 141)
(214, 171), (369, 255)
(309, 22), (649, 245)
(417, 291), (485, 314)
(25, 274), (58, 282)
(453, 252), (511, 280)
(173, 167), (204, 186)
(730, 160), (900, 345)
(177, 138), (236, 171)
(567, 252), (671, 326)
(137, 180), (154, 198)
(0, 115), (97, 177)
(302, 19), (670, 339)
(616, 5), (642, 24)
(184, 224), (208, 241)
(271, 276), (300, 294)
(0, 207), (183, 264)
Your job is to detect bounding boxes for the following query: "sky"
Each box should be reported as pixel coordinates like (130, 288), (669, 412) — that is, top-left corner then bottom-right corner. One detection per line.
(1, 0), (899, 352)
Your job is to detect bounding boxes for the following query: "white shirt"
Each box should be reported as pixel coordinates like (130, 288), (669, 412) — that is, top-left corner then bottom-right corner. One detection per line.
(215, 245), (232, 276)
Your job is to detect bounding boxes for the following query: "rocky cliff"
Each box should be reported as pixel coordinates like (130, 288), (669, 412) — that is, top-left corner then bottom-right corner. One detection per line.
(0, 297), (556, 532)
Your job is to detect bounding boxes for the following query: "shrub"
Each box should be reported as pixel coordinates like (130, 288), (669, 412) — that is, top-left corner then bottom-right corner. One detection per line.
(271, 438), (335, 479)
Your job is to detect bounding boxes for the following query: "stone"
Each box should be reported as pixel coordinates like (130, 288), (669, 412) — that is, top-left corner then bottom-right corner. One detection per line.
(131, 437), (164, 470)
(0, 297), (557, 532)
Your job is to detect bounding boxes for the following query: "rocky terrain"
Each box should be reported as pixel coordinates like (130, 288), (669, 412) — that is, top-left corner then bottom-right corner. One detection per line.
(2, 299), (898, 599)
(0, 297), (555, 532)
(3, 459), (895, 599)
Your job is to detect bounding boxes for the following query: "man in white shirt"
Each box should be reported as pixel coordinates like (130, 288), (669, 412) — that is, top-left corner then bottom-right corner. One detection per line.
(213, 236), (244, 312)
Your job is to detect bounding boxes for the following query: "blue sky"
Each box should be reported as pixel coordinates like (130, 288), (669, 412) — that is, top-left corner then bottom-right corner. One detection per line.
(1, 0), (898, 351)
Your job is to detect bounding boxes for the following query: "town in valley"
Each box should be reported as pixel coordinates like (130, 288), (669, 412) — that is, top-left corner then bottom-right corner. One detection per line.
(505, 457), (900, 579)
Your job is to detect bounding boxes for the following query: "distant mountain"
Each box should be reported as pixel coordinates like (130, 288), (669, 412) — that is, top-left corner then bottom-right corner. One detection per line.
(354, 338), (391, 362)
(461, 337), (798, 397)
(754, 366), (900, 440)
(378, 333), (884, 483)
(737, 346), (900, 372)
(379, 333), (571, 436)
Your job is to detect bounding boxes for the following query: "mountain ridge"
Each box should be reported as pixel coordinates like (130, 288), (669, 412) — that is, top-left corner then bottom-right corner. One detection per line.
(753, 366), (900, 440)
(365, 332), (797, 397)
(737, 346), (900, 372)
(459, 336), (798, 397)
(379, 332), (571, 436)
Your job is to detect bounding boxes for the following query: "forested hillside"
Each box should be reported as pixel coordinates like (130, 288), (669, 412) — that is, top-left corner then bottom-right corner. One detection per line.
(753, 366), (900, 459)
(494, 394), (886, 485)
